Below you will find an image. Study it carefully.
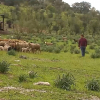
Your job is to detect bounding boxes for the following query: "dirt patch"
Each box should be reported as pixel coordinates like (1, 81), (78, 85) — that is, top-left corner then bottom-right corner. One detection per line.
(0, 86), (46, 93)
(0, 30), (10, 35)
(90, 95), (100, 100)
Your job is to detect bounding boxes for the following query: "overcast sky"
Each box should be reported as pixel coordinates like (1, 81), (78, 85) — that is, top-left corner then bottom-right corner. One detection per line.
(63, 0), (100, 11)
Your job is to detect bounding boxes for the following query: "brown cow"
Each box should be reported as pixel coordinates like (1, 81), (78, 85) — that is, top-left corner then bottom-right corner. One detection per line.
(45, 42), (53, 46)
(29, 43), (40, 53)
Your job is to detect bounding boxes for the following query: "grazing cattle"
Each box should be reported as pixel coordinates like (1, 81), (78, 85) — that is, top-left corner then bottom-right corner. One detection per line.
(45, 42), (53, 46)
(8, 42), (16, 50)
(22, 47), (31, 52)
(0, 46), (4, 50)
(4, 43), (12, 51)
(0, 41), (7, 46)
(15, 42), (29, 51)
(29, 43), (40, 53)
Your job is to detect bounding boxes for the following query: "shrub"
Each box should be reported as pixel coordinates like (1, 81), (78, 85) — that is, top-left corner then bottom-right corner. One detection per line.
(59, 45), (64, 50)
(96, 40), (100, 46)
(18, 74), (27, 82)
(53, 48), (61, 53)
(46, 46), (54, 52)
(86, 79), (100, 91)
(74, 49), (80, 54)
(46, 36), (51, 39)
(7, 49), (16, 56)
(54, 73), (75, 90)
(91, 47), (100, 58)
(95, 47), (100, 54)
(85, 50), (89, 54)
(70, 45), (76, 54)
(0, 60), (10, 73)
(89, 44), (96, 49)
(91, 53), (100, 58)
(64, 49), (68, 53)
(87, 39), (94, 45)
(29, 71), (37, 79)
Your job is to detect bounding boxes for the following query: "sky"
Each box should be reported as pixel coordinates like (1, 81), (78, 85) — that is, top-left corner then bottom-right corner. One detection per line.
(63, 0), (100, 11)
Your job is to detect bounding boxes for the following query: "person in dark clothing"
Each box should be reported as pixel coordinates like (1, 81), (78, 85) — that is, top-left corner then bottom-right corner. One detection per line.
(78, 35), (87, 56)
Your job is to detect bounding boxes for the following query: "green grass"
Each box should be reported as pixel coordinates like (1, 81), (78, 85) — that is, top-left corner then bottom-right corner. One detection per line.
(0, 34), (100, 99)
(0, 49), (100, 99)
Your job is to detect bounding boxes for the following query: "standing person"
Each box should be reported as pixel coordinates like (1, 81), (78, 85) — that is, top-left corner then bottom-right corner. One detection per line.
(78, 34), (87, 57)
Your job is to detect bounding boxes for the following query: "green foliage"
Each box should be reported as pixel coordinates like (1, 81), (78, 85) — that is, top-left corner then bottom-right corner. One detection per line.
(89, 44), (96, 49)
(46, 46), (54, 52)
(53, 48), (61, 53)
(29, 71), (37, 79)
(54, 73), (75, 90)
(85, 50), (89, 54)
(72, 2), (91, 13)
(95, 40), (100, 46)
(7, 49), (16, 56)
(86, 79), (100, 91)
(91, 47), (100, 58)
(1, 0), (100, 37)
(95, 47), (100, 54)
(46, 36), (52, 39)
(74, 49), (80, 54)
(87, 39), (94, 45)
(64, 49), (68, 53)
(91, 53), (100, 58)
(70, 45), (76, 54)
(18, 74), (27, 82)
(0, 60), (10, 73)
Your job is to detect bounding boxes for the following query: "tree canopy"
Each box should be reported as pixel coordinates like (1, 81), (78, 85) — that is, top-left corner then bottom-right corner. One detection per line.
(0, 0), (100, 36)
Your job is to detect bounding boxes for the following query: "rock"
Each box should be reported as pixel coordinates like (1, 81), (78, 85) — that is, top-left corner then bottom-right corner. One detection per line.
(19, 55), (27, 59)
(34, 82), (50, 86)
(14, 60), (20, 62)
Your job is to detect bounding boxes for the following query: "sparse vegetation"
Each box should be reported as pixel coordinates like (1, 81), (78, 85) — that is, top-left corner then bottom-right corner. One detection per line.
(18, 74), (27, 82)
(86, 79), (100, 91)
(29, 71), (37, 79)
(0, 60), (10, 73)
(7, 49), (16, 56)
(54, 73), (75, 90)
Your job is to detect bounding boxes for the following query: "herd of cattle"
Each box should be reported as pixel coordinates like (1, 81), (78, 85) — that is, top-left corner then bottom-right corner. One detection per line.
(0, 39), (41, 53)
(0, 36), (69, 53)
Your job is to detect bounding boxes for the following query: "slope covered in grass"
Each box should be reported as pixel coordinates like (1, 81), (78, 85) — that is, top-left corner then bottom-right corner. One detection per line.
(0, 50), (100, 100)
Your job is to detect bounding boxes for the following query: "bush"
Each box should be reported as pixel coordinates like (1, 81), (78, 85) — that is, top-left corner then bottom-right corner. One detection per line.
(58, 45), (64, 50)
(29, 71), (37, 79)
(95, 47), (100, 54)
(70, 45), (76, 54)
(54, 73), (75, 90)
(7, 49), (16, 56)
(89, 44), (96, 49)
(85, 50), (89, 54)
(64, 49), (68, 53)
(0, 61), (10, 73)
(18, 74), (27, 82)
(91, 53), (100, 58)
(46, 46), (54, 52)
(53, 48), (61, 53)
(91, 47), (100, 58)
(86, 79), (100, 91)
(46, 36), (51, 39)
(95, 40), (100, 46)
(74, 49), (80, 54)
(87, 39), (94, 45)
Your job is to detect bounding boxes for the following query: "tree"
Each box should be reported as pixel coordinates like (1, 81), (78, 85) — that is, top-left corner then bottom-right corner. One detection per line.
(72, 1), (91, 13)
(88, 20), (100, 37)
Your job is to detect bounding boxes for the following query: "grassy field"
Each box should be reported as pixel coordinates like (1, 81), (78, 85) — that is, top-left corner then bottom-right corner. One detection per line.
(0, 50), (100, 100)
(0, 34), (100, 100)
